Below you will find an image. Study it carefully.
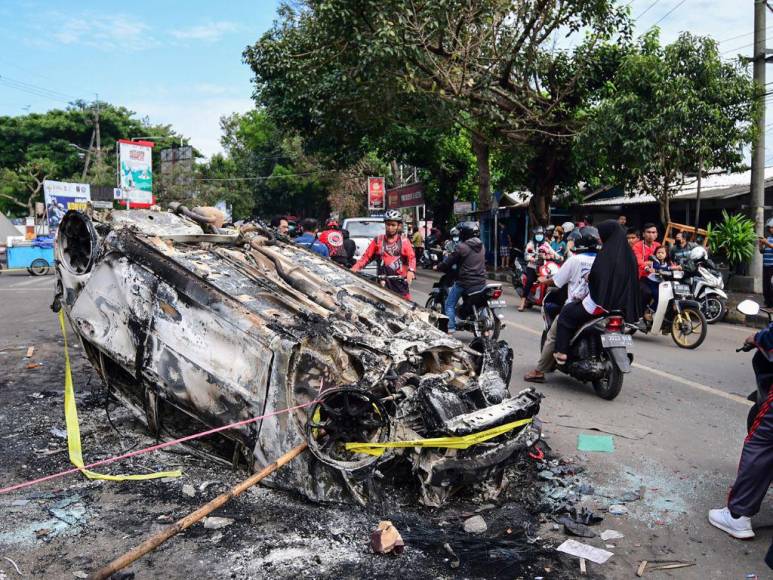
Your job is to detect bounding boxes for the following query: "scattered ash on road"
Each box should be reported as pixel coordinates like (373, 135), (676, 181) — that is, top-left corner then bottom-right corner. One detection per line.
(0, 340), (602, 579)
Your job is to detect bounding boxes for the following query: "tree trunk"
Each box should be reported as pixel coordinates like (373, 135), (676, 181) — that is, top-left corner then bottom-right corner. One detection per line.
(470, 133), (491, 211)
(526, 151), (558, 227)
(658, 192), (671, 227)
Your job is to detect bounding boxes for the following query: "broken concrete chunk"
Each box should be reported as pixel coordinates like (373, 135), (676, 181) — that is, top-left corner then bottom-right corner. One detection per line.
(73, 572), (88, 579)
(182, 484), (196, 498)
(463, 515), (487, 534)
(202, 516), (233, 530)
(370, 520), (405, 555)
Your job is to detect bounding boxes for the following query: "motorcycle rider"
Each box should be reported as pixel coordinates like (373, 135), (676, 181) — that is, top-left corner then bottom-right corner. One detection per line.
(444, 227), (461, 255)
(708, 321), (773, 572)
(524, 227), (600, 383)
(351, 209), (416, 299)
(554, 220), (641, 364)
(294, 218), (330, 257)
(435, 221), (486, 335)
(633, 223), (661, 320)
(318, 219), (349, 267)
(562, 221), (576, 255)
(670, 231), (697, 265)
(341, 228), (357, 268)
(518, 226), (561, 312)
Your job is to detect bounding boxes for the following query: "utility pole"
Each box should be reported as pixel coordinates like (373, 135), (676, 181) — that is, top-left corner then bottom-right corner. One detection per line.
(751, 0), (769, 294)
(94, 94), (102, 184)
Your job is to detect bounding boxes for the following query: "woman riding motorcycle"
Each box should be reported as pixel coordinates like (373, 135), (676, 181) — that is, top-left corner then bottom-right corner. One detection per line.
(518, 226), (561, 312)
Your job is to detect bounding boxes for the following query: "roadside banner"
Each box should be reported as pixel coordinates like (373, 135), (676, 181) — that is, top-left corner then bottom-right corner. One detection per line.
(43, 180), (91, 236)
(118, 139), (154, 206)
(368, 177), (386, 212)
(386, 182), (424, 209)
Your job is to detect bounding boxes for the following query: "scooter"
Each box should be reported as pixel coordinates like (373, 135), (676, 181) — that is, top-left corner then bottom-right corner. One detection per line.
(428, 280), (505, 340)
(630, 270), (707, 349)
(419, 246), (443, 269)
(736, 299), (773, 432)
(541, 289), (633, 400)
(682, 246), (728, 324)
(512, 250), (560, 308)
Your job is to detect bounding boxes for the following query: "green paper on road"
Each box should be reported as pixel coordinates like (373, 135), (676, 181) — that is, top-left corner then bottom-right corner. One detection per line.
(577, 433), (615, 453)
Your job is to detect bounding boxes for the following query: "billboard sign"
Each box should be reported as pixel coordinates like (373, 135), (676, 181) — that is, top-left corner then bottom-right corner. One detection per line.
(386, 182), (424, 209)
(367, 177), (386, 212)
(43, 180), (91, 235)
(118, 139), (154, 205)
(453, 200), (473, 215)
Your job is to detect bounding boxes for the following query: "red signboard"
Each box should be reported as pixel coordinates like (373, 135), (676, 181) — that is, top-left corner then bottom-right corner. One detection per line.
(368, 177), (386, 211)
(387, 182), (424, 209)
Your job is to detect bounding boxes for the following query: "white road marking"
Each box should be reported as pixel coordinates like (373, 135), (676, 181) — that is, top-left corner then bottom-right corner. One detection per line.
(9, 277), (53, 288)
(506, 319), (752, 407)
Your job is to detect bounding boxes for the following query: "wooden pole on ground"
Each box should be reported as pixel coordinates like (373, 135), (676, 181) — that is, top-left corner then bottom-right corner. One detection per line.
(89, 442), (308, 580)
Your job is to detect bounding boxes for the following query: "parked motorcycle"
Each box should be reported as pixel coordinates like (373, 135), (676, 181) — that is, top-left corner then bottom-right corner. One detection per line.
(427, 279), (505, 339)
(511, 249), (560, 308)
(540, 289), (633, 400)
(681, 246), (727, 324)
(630, 269), (707, 349)
(736, 299), (773, 432)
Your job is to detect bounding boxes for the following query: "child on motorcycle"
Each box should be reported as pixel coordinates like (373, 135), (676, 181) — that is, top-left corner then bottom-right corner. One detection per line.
(644, 246), (681, 311)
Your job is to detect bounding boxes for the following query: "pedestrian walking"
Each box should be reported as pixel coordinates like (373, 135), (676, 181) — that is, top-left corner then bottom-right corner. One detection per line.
(498, 222), (511, 270)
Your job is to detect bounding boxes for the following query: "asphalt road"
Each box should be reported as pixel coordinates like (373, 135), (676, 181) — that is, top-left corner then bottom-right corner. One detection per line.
(410, 269), (771, 579)
(0, 270), (770, 578)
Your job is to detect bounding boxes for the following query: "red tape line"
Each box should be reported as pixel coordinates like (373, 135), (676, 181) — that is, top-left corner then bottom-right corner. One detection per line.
(0, 399), (319, 495)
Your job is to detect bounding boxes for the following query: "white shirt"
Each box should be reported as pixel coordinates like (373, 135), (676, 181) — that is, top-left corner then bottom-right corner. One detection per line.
(552, 252), (596, 304)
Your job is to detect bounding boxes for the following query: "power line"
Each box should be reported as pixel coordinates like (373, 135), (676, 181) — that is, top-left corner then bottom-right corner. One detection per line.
(717, 26), (773, 45)
(0, 76), (81, 104)
(0, 74), (81, 101)
(651, 0), (688, 27)
(635, 0), (661, 19)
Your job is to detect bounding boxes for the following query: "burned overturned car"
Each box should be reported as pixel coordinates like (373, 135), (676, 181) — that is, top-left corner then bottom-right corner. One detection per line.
(53, 206), (541, 505)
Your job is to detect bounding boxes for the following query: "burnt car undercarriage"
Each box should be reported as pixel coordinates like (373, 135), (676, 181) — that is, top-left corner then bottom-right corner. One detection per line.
(53, 207), (542, 506)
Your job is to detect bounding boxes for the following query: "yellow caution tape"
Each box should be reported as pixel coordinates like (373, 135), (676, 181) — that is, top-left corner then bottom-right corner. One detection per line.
(58, 309), (182, 481)
(345, 417), (533, 457)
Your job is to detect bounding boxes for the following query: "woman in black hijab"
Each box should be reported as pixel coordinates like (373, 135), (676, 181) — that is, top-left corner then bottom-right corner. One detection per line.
(554, 220), (641, 362)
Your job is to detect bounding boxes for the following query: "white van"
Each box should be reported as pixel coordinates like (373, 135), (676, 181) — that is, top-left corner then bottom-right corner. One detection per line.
(341, 217), (385, 274)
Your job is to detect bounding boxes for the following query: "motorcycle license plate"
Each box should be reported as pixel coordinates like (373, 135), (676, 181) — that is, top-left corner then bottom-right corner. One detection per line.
(601, 334), (632, 348)
(489, 300), (507, 308)
(675, 283), (691, 294)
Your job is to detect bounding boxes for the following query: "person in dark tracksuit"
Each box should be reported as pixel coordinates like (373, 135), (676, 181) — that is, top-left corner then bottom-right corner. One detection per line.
(709, 321), (773, 571)
(759, 218), (773, 307)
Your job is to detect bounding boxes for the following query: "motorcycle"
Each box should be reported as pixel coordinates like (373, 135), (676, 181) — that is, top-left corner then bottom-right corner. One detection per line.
(419, 246), (444, 269)
(736, 299), (773, 432)
(511, 249), (560, 308)
(681, 246), (728, 324)
(427, 279), (505, 340)
(540, 289), (633, 400)
(630, 269), (707, 349)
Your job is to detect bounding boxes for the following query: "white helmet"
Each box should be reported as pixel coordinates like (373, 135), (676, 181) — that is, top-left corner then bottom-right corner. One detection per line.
(690, 245), (708, 261)
(766, 218), (773, 229)
(384, 209), (403, 223)
(562, 221), (574, 233)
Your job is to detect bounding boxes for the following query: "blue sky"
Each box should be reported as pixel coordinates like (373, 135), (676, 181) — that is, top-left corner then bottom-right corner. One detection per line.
(0, 1), (764, 158)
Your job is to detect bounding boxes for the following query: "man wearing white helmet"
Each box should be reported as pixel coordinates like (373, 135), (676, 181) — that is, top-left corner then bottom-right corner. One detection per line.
(759, 218), (773, 307)
(352, 209), (416, 300)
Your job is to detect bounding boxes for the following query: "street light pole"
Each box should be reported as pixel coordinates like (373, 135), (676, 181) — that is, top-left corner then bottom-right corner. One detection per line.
(750, 0), (768, 293)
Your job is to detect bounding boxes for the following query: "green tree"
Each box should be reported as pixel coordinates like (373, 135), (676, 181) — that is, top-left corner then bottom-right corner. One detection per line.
(244, 0), (628, 217)
(0, 159), (56, 216)
(579, 31), (758, 224)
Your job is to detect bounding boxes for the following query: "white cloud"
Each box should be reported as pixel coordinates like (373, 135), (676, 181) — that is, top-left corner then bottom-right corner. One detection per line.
(170, 21), (239, 42)
(48, 13), (156, 51)
(126, 97), (255, 158)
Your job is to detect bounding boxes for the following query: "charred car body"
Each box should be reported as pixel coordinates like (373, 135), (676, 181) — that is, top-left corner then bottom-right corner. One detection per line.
(53, 207), (541, 505)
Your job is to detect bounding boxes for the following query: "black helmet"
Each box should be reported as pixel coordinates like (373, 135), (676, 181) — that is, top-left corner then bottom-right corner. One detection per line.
(574, 226), (601, 253)
(458, 221), (480, 241)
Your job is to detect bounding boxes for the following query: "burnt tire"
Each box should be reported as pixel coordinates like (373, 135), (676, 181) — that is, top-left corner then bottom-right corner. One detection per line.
(27, 258), (49, 276)
(592, 359), (624, 401)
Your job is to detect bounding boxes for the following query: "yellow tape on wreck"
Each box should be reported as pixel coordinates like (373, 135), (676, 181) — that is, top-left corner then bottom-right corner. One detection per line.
(58, 310), (182, 481)
(345, 417), (534, 457)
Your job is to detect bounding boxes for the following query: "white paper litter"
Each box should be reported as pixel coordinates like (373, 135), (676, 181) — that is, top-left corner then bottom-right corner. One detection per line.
(556, 539), (614, 565)
(600, 529), (625, 541)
